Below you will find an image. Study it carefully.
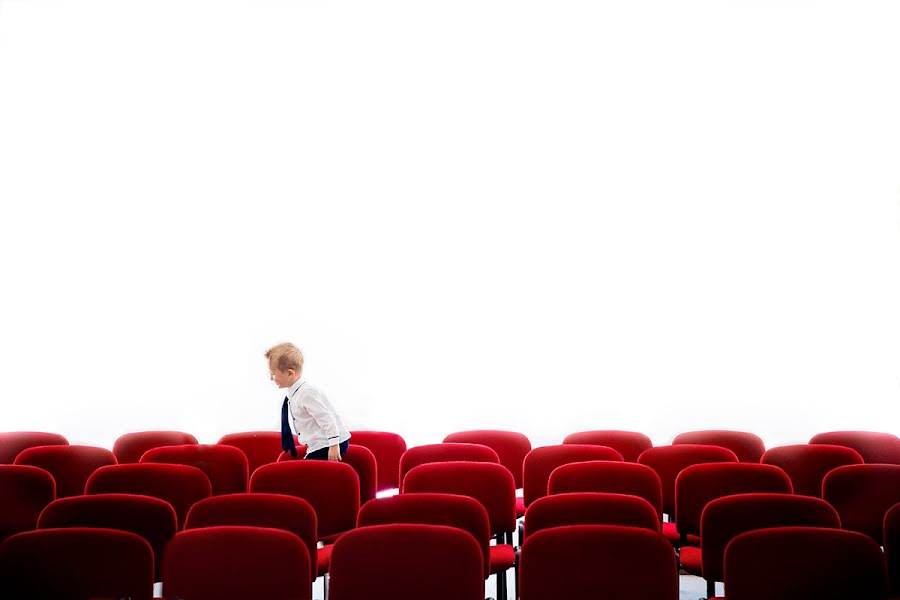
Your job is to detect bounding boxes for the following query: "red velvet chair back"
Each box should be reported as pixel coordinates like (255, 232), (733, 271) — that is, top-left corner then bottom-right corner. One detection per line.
(399, 443), (499, 486)
(112, 431), (198, 464)
(762, 443), (864, 497)
(0, 432), (68, 464)
(141, 444), (249, 495)
(38, 493), (177, 580)
(14, 445), (117, 498)
(329, 523), (485, 600)
(519, 524), (678, 600)
(251, 460), (359, 540)
(700, 492), (840, 584)
(810, 430), (900, 464)
(637, 444), (738, 517)
(673, 430), (765, 463)
(0, 465), (56, 543)
(563, 430), (653, 462)
(278, 444), (377, 505)
(524, 492), (660, 537)
(675, 462), (792, 537)
(523, 444), (623, 508)
(443, 430), (531, 488)
(348, 431), (407, 492)
(217, 431), (297, 475)
(0, 527), (154, 600)
(885, 502), (900, 598)
(548, 460), (663, 520)
(724, 526), (888, 600)
(163, 526), (311, 600)
(357, 493), (491, 576)
(403, 461), (516, 535)
(823, 463), (900, 544)
(185, 493), (318, 581)
(85, 463), (212, 529)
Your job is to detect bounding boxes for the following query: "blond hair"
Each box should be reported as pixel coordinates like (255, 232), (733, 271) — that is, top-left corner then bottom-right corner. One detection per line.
(265, 342), (304, 374)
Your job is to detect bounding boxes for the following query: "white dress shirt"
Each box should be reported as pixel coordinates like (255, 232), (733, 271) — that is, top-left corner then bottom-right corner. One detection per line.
(286, 378), (351, 455)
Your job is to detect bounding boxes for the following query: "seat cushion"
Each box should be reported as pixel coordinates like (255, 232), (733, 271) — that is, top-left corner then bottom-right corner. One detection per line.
(679, 545), (702, 575)
(662, 521), (700, 546)
(317, 544), (332, 577)
(516, 496), (525, 518)
(489, 544), (516, 573)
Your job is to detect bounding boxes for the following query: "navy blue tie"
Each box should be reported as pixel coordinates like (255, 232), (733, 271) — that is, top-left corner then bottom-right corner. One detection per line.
(281, 396), (297, 457)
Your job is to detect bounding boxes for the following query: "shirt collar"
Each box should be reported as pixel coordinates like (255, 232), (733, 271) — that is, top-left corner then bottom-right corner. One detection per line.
(288, 377), (306, 398)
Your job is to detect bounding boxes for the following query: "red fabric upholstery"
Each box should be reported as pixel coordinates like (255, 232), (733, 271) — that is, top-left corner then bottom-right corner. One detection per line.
(673, 430), (766, 463)
(348, 430), (407, 492)
(38, 493), (177, 580)
(662, 521), (699, 546)
(524, 492), (660, 537)
(443, 430), (531, 488)
(163, 526), (311, 600)
(637, 444), (738, 517)
(823, 463), (900, 544)
(329, 523), (485, 600)
(548, 460), (663, 520)
(399, 443), (499, 486)
(85, 463), (212, 529)
(724, 527), (888, 600)
(358, 493), (492, 576)
(519, 524), (678, 600)
(0, 465), (55, 543)
(14, 445), (117, 498)
(403, 461), (516, 535)
(885, 503), (900, 598)
(563, 430), (653, 462)
(278, 444), (377, 505)
(680, 545), (702, 573)
(523, 444), (623, 508)
(700, 493), (840, 584)
(216, 431), (298, 475)
(185, 493), (318, 581)
(675, 462), (793, 538)
(762, 444), (864, 497)
(0, 432), (68, 464)
(141, 444), (249, 495)
(251, 460), (359, 539)
(811, 430), (900, 465)
(112, 431), (198, 464)
(0, 527), (154, 600)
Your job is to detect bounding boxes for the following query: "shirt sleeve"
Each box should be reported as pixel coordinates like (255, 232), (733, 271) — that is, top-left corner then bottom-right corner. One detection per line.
(298, 387), (341, 442)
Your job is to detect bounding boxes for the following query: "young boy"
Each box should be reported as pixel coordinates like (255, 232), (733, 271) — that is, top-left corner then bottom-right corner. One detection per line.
(266, 342), (351, 461)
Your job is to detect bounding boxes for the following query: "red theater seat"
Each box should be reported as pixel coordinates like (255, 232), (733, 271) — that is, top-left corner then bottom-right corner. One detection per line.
(548, 460), (663, 521)
(14, 445), (117, 498)
(762, 443), (864, 497)
(673, 430), (766, 463)
(0, 465), (56, 543)
(563, 430), (653, 462)
(885, 503), (900, 599)
(348, 430), (407, 493)
(399, 443), (500, 487)
(0, 432), (68, 465)
(217, 431), (297, 475)
(823, 463), (900, 544)
(524, 492), (660, 537)
(278, 444), (377, 506)
(443, 430), (531, 489)
(811, 430), (900, 464)
(522, 444), (623, 508)
(112, 431), (198, 464)
(141, 444), (249, 495)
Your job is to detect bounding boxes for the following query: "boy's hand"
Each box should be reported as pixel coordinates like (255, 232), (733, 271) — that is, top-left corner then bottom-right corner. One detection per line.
(328, 445), (342, 462)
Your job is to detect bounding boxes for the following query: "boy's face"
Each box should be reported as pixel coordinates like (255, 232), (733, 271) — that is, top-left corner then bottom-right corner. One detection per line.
(269, 366), (297, 389)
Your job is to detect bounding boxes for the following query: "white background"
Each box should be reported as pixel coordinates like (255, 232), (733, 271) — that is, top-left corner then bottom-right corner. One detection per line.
(1, 0), (898, 451)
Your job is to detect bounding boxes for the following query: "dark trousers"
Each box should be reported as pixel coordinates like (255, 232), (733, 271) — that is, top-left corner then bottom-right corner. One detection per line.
(304, 439), (350, 460)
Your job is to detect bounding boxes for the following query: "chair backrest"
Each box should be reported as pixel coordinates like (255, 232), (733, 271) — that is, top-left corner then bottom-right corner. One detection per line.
(0, 432), (68, 464)
(14, 445), (117, 498)
(885, 502), (900, 598)
(85, 463), (212, 529)
(399, 443), (500, 486)
(724, 526), (888, 600)
(700, 492), (841, 584)
(761, 444), (864, 497)
(443, 430), (531, 488)
(348, 430), (407, 492)
(141, 444), (249, 495)
(38, 493), (177, 580)
(328, 523), (485, 600)
(548, 460), (663, 521)
(250, 460), (359, 539)
(217, 431), (296, 475)
(519, 524), (678, 600)
(810, 430), (900, 464)
(563, 430), (653, 462)
(278, 444), (378, 505)
(673, 430), (766, 463)
(524, 492), (660, 537)
(823, 463), (900, 544)
(675, 462), (792, 537)
(637, 444), (738, 517)
(163, 526), (311, 600)
(402, 461), (517, 535)
(0, 465), (56, 543)
(0, 527), (154, 600)
(112, 431), (198, 464)
(523, 444), (623, 508)
(185, 493), (318, 581)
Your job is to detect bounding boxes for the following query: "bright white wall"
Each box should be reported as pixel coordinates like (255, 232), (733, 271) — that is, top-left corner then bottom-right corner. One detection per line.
(1, 0), (898, 451)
